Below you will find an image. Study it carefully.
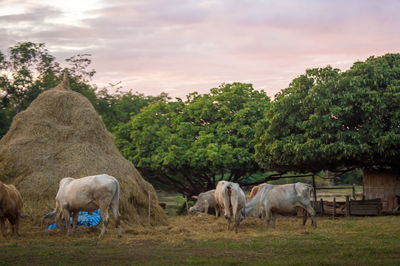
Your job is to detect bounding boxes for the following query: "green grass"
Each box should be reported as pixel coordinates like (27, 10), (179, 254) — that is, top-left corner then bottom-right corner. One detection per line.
(0, 215), (399, 265)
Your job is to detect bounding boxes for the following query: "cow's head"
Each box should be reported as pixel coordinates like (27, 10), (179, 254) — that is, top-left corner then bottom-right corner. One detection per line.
(188, 206), (196, 214)
(44, 202), (65, 230)
(188, 196), (202, 215)
(239, 207), (246, 221)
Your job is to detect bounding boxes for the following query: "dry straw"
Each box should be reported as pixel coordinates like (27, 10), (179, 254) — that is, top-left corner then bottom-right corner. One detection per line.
(0, 74), (167, 227)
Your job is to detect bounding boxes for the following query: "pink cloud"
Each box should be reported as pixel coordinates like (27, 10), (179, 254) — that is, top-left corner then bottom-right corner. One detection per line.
(1, 0), (400, 99)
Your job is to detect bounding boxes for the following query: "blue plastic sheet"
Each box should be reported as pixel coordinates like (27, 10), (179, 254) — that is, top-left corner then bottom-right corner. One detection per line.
(46, 209), (101, 230)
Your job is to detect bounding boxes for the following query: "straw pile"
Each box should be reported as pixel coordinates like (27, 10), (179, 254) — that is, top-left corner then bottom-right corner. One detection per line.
(0, 75), (167, 226)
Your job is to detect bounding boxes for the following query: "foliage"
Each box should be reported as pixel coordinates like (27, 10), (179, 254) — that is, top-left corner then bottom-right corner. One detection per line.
(96, 89), (170, 132)
(0, 42), (168, 137)
(255, 54), (400, 174)
(336, 168), (363, 185)
(0, 42), (95, 136)
(115, 83), (271, 195)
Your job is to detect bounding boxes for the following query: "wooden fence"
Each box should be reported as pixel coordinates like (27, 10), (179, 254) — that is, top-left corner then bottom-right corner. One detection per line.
(311, 196), (382, 217)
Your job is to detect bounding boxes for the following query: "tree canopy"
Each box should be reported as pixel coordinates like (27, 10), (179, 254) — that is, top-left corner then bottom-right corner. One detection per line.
(115, 83), (271, 195)
(255, 54), (400, 174)
(0, 42), (167, 137)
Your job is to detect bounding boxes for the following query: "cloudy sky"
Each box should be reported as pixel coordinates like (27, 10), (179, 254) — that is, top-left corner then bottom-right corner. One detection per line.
(1, 0), (399, 99)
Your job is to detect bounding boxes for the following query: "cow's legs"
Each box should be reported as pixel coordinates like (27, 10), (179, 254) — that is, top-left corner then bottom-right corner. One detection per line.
(303, 204), (317, 228)
(302, 208), (308, 226)
(14, 215), (20, 236)
(231, 198), (240, 233)
(219, 205), (225, 218)
(226, 217), (231, 230)
(233, 213), (241, 233)
(55, 212), (62, 231)
(99, 198), (111, 238)
(265, 208), (272, 229)
(63, 210), (71, 236)
(9, 215), (20, 236)
(0, 218), (7, 237)
(72, 211), (79, 233)
(271, 211), (276, 228)
(110, 199), (121, 238)
(204, 201), (209, 215)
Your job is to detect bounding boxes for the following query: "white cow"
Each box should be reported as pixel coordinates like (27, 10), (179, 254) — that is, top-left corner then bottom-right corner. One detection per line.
(45, 174), (121, 238)
(241, 183), (310, 225)
(241, 184), (272, 219)
(215, 181), (246, 233)
(255, 182), (317, 228)
(189, 189), (220, 216)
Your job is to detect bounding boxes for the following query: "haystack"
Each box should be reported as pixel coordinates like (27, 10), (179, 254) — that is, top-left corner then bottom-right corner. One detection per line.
(0, 74), (167, 226)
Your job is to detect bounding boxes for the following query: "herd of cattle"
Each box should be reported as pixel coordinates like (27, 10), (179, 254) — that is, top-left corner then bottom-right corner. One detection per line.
(0, 174), (316, 239)
(189, 181), (317, 233)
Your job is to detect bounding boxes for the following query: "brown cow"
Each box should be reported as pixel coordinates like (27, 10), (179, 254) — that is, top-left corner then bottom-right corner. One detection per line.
(249, 184), (264, 199)
(0, 182), (23, 237)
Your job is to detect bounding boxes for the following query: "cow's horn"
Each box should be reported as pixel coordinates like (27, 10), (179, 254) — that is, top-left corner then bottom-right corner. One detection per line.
(44, 211), (56, 219)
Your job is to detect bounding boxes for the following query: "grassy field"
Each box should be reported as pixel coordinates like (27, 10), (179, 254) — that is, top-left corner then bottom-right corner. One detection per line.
(0, 213), (399, 265)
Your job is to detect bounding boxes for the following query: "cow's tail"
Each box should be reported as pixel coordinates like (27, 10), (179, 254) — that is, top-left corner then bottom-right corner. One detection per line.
(224, 184), (232, 218)
(111, 179), (120, 216)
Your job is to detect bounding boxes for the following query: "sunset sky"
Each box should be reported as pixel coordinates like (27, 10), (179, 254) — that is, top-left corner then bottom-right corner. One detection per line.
(1, 0), (399, 99)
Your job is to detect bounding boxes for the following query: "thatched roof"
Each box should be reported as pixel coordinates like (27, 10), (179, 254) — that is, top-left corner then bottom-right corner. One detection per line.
(0, 74), (167, 226)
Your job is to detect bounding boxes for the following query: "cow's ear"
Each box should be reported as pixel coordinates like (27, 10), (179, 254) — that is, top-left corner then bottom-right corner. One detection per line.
(192, 196), (198, 199)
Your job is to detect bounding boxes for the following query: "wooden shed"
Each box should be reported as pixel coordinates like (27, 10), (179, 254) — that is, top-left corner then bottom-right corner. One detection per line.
(363, 170), (400, 212)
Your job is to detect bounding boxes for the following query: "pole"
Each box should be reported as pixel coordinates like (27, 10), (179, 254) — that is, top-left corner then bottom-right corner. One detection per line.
(185, 195), (189, 215)
(320, 198), (324, 216)
(312, 175), (317, 202)
(333, 197), (336, 219)
(148, 191), (151, 225)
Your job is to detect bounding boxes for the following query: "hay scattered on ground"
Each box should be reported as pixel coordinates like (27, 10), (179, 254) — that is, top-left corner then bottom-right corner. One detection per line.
(0, 214), (344, 244)
(0, 75), (167, 226)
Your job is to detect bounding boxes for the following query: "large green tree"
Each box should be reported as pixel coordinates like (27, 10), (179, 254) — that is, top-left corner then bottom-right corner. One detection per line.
(115, 83), (271, 195)
(96, 89), (170, 132)
(255, 54), (400, 174)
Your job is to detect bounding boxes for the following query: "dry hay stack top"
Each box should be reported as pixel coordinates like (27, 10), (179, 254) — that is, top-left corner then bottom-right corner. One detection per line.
(0, 76), (167, 226)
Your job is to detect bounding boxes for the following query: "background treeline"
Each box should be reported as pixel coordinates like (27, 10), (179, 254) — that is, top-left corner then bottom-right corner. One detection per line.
(3, 42), (399, 196)
(0, 42), (169, 137)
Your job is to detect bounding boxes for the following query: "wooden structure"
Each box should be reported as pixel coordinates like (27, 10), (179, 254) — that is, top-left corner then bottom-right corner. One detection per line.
(312, 197), (382, 217)
(363, 170), (400, 212)
(311, 174), (357, 200)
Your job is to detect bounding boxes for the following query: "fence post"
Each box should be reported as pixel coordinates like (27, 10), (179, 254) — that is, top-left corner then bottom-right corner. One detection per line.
(352, 184), (356, 200)
(148, 191), (151, 225)
(333, 197), (336, 219)
(185, 194), (189, 215)
(320, 198), (324, 216)
(345, 195), (350, 217)
(312, 175), (317, 202)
